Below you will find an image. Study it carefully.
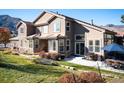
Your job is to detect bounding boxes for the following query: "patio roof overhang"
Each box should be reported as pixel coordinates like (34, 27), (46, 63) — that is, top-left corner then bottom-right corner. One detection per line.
(10, 37), (19, 41)
(27, 34), (66, 40)
(104, 30), (117, 35)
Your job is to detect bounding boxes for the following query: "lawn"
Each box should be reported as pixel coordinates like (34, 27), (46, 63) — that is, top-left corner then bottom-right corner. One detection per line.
(0, 52), (124, 83)
(0, 52), (66, 83)
(59, 61), (124, 82)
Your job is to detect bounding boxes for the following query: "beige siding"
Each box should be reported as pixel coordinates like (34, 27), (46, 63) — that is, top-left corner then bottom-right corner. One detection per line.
(17, 23), (33, 54)
(34, 13), (54, 25)
(85, 26), (105, 56)
(36, 17), (65, 36)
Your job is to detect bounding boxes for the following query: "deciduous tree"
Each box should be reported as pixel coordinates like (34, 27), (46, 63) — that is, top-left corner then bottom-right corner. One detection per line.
(0, 27), (11, 47)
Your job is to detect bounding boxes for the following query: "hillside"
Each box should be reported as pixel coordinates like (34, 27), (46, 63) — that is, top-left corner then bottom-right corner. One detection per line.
(0, 15), (21, 34)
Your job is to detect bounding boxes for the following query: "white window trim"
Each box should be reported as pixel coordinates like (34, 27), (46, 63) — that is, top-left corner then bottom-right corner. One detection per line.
(59, 39), (64, 52)
(40, 25), (48, 34)
(43, 25), (48, 33)
(88, 40), (94, 52)
(75, 34), (85, 41)
(53, 40), (56, 51)
(66, 22), (70, 32)
(20, 27), (24, 33)
(34, 39), (39, 48)
(54, 20), (61, 32)
(95, 40), (100, 52)
(66, 39), (70, 52)
(29, 39), (33, 48)
(75, 42), (85, 55)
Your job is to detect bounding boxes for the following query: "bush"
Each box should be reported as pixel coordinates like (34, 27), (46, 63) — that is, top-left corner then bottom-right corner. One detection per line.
(3, 48), (12, 54)
(88, 53), (98, 61)
(79, 72), (105, 83)
(58, 72), (105, 83)
(39, 51), (63, 60)
(33, 58), (59, 66)
(39, 51), (45, 58)
(44, 53), (51, 59)
(58, 73), (82, 83)
(49, 52), (60, 60)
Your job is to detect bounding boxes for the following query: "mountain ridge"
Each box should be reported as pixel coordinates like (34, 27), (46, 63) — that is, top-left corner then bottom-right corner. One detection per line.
(0, 15), (22, 34)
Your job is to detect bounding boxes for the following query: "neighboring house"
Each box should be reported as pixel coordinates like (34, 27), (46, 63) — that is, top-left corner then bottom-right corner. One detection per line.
(10, 11), (116, 57)
(10, 21), (35, 53)
(103, 25), (124, 45)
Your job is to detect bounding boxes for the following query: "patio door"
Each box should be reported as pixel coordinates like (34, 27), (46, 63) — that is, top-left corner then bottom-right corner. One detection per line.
(75, 42), (84, 55)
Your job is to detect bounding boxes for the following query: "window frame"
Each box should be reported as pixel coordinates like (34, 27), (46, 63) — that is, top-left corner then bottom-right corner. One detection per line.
(66, 22), (70, 32)
(34, 39), (39, 48)
(20, 40), (23, 47)
(20, 27), (24, 33)
(54, 20), (61, 32)
(75, 34), (85, 41)
(53, 40), (56, 51)
(95, 40), (100, 52)
(59, 39), (64, 52)
(29, 39), (33, 48)
(89, 40), (93, 52)
(66, 39), (70, 52)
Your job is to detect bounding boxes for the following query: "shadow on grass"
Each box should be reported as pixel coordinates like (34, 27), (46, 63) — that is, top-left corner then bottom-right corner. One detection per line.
(0, 62), (65, 76)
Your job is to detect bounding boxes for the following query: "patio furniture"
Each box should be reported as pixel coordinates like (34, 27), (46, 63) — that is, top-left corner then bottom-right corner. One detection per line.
(105, 59), (124, 69)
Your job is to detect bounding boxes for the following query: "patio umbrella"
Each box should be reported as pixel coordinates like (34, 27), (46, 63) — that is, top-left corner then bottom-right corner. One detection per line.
(103, 43), (124, 53)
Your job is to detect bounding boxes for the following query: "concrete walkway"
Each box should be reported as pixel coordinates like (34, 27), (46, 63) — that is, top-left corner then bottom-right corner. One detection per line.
(64, 56), (124, 74)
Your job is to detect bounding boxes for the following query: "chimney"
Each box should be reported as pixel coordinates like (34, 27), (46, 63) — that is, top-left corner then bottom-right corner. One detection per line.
(91, 19), (94, 25)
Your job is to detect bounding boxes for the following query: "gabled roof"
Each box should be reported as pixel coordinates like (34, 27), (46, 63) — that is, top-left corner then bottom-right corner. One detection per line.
(16, 21), (34, 29)
(33, 10), (115, 33)
(33, 10), (65, 24)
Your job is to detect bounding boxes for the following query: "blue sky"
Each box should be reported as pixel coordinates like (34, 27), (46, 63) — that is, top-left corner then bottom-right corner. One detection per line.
(0, 9), (124, 26)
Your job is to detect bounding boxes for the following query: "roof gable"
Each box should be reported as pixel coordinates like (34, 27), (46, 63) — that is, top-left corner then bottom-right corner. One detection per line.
(33, 11), (115, 33)
(33, 11), (65, 25)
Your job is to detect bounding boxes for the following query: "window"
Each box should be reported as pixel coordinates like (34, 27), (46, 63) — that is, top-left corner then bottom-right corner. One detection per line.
(66, 22), (70, 31)
(20, 40), (23, 47)
(104, 34), (114, 45)
(34, 39), (39, 48)
(59, 39), (64, 52)
(54, 20), (61, 32)
(95, 40), (100, 52)
(43, 26), (48, 33)
(41, 26), (48, 33)
(29, 40), (33, 48)
(66, 39), (70, 51)
(75, 34), (85, 41)
(53, 40), (56, 50)
(20, 27), (24, 33)
(89, 40), (93, 52)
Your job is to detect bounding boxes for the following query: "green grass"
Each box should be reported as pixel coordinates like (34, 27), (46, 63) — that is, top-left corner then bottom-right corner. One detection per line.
(59, 61), (124, 81)
(0, 52), (66, 83)
(0, 51), (124, 83)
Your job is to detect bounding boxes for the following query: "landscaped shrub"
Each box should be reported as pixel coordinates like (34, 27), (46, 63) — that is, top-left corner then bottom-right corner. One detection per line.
(12, 51), (19, 55)
(58, 72), (105, 83)
(39, 51), (63, 60)
(39, 51), (45, 58)
(79, 72), (105, 83)
(49, 52), (61, 60)
(58, 73), (82, 83)
(44, 53), (51, 59)
(3, 49), (12, 54)
(88, 53), (98, 61)
(33, 58), (59, 66)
